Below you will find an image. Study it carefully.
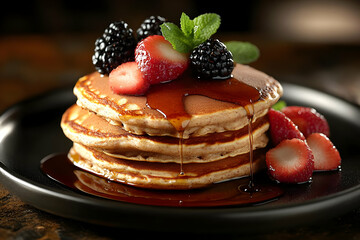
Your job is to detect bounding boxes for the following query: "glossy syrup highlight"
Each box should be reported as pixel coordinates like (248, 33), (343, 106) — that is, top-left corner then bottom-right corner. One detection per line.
(146, 72), (261, 188)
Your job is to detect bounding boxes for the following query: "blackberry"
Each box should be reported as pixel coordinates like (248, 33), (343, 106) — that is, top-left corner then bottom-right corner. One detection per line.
(190, 39), (234, 80)
(136, 16), (166, 41)
(92, 21), (137, 75)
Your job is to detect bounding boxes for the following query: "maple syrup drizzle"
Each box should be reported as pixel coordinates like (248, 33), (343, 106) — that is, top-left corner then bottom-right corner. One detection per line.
(178, 132), (185, 176)
(239, 103), (260, 193)
(146, 71), (261, 184)
(247, 114), (256, 190)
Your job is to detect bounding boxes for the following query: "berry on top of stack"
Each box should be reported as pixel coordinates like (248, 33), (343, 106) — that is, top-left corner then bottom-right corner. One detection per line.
(136, 15), (166, 41)
(190, 38), (234, 80)
(92, 21), (137, 75)
(92, 13), (244, 96)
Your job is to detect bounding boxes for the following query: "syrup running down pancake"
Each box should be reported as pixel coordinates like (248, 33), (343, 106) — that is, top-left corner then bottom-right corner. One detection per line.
(61, 104), (269, 163)
(74, 64), (282, 138)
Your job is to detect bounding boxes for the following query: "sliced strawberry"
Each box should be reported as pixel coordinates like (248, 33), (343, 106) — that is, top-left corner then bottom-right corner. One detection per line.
(266, 138), (314, 184)
(268, 109), (305, 146)
(306, 133), (341, 171)
(135, 35), (189, 84)
(281, 106), (330, 137)
(109, 62), (150, 95)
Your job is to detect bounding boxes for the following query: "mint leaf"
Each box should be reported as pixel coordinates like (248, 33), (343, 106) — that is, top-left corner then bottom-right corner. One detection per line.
(180, 12), (194, 38)
(160, 22), (193, 53)
(224, 41), (260, 64)
(161, 12), (221, 53)
(272, 100), (287, 111)
(193, 13), (220, 46)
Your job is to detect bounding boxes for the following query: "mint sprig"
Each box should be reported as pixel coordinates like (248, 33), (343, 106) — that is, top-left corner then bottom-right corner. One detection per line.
(160, 13), (220, 53)
(224, 41), (260, 64)
(160, 13), (260, 65)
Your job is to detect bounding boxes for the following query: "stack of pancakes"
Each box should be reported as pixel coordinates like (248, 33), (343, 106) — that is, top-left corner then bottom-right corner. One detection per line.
(61, 64), (283, 189)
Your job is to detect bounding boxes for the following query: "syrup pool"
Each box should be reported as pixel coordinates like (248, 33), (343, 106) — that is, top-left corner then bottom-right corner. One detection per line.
(40, 153), (283, 207)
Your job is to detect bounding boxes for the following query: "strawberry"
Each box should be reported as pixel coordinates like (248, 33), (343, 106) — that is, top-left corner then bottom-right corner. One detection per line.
(109, 62), (150, 95)
(135, 35), (189, 84)
(266, 138), (314, 183)
(281, 106), (330, 137)
(268, 109), (305, 146)
(306, 133), (341, 171)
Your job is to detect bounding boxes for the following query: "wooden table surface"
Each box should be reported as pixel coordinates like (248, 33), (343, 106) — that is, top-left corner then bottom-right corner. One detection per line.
(0, 34), (359, 239)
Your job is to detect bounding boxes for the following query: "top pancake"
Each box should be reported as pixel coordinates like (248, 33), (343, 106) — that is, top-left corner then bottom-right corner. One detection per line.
(74, 64), (283, 138)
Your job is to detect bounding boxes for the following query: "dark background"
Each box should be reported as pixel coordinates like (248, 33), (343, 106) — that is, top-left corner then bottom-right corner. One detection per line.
(2, 0), (360, 41)
(1, 0), (256, 34)
(2, 0), (360, 39)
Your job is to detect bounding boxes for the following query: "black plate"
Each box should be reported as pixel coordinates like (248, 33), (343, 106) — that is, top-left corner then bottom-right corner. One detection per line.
(0, 83), (360, 233)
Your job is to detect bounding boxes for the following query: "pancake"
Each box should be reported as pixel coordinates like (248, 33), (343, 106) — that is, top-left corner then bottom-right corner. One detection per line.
(70, 143), (266, 190)
(74, 64), (282, 138)
(61, 104), (269, 163)
(73, 170), (282, 207)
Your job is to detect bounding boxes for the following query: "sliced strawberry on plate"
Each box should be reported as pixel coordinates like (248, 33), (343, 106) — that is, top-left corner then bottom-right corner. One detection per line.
(135, 35), (189, 84)
(266, 138), (314, 184)
(281, 106), (330, 137)
(109, 61), (150, 95)
(268, 109), (305, 146)
(306, 133), (341, 171)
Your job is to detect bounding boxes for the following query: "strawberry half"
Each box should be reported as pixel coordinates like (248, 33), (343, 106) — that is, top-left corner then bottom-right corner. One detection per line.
(109, 62), (150, 95)
(268, 109), (305, 146)
(306, 133), (341, 171)
(266, 138), (314, 184)
(135, 35), (189, 84)
(281, 106), (330, 137)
